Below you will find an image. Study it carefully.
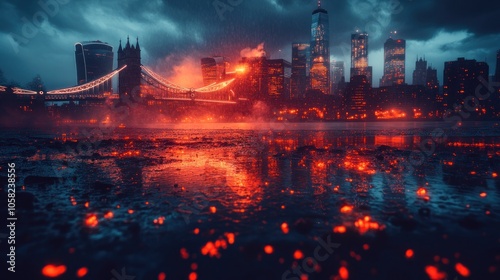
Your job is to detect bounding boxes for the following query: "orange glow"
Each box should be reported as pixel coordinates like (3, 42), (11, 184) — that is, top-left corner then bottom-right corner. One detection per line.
(42, 264), (67, 278)
(84, 202), (89, 208)
(300, 274), (308, 280)
(375, 109), (407, 120)
(340, 205), (353, 213)
(76, 267), (88, 278)
(201, 241), (219, 258)
(493, 172), (498, 178)
(339, 266), (349, 279)
(209, 206), (217, 213)
(153, 216), (165, 225)
(128, 209), (134, 214)
(104, 211), (114, 219)
(180, 248), (190, 259)
(225, 232), (235, 244)
(194, 228), (200, 235)
(189, 272), (197, 280)
(158, 272), (166, 280)
(281, 222), (289, 234)
(405, 249), (414, 259)
(417, 188), (427, 196)
(354, 216), (384, 234)
(85, 214), (98, 228)
(264, 245), (274, 254)
(480, 192), (487, 197)
(293, 250), (304, 260)
(333, 226), (347, 233)
(191, 263), (198, 270)
(425, 265), (447, 280)
(455, 263), (470, 277)
(363, 244), (370, 250)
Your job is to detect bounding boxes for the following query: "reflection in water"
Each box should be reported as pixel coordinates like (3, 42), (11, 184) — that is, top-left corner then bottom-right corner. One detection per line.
(2, 122), (499, 279)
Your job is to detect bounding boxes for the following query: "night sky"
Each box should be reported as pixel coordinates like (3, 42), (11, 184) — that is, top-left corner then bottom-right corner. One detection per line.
(0, 0), (499, 89)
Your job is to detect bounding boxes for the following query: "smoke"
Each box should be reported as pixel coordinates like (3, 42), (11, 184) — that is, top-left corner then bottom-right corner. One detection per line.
(153, 55), (204, 89)
(240, 43), (267, 58)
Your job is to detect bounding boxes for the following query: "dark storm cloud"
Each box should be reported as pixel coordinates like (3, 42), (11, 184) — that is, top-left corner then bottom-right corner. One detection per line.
(0, 0), (498, 89)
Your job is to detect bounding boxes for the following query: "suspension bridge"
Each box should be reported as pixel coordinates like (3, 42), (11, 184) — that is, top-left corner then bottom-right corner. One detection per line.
(0, 65), (245, 105)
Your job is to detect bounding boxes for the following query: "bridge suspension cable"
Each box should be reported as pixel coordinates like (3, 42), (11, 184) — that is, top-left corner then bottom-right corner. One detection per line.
(46, 65), (127, 95)
(140, 66), (190, 91)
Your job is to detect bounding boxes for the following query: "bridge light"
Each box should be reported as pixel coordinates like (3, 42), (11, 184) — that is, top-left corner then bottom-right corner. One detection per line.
(235, 66), (247, 74)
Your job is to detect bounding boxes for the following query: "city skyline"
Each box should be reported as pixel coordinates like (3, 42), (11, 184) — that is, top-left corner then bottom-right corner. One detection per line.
(0, 0), (499, 89)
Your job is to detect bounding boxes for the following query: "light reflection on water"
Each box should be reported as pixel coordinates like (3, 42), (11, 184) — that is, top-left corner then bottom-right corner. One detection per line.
(1, 121), (499, 279)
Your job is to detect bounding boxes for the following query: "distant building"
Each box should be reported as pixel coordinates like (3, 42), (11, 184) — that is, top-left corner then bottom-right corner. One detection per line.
(350, 31), (372, 85)
(495, 49), (500, 83)
(291, 43), (310, 99)
(345, 75), (371, 119)
(267, 59), (292, 100)
(238, 57), (268, 100)
(412, 57), (427, 86)
(380, 37), (406, 87)
(332, 61), (345, 84)
(443, 57), (488, 110)
(117, 37), (141, 99)
(310, 2), (330, 94)
(75, 40), (114, 92)
(426, 66), (439, 92)
(201, 56), (227, 86)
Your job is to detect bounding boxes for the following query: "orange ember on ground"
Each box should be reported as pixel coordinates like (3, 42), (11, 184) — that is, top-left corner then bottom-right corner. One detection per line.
(180, 248), (190, 259)
(209, 206), (217, 213)
(85, 214), (98, 228)
(405, 249), (414, 259)
(293, 250), (304, 260)
(104, 211), (114, 219)
(42, 264), (67, 278)
(425, 265), (447, 280)
(76, 267), (88, 278)
(264, 245), (274, 254)
(281, 222), (289, 234)
(340, 205), (353, 213)
(339, 266), (349, 279)
(333, 225), (347, 233)
(193, 228), (200, 235)
(158, 272), (166, 280)
(354, 216), (383, 234)
(417, 188), (427, 196)
(128, 209), (134, 214)
(362, 244), (370, 250)
(455, 263), (470, 277)
(480, 192), (487, 197)
(189, 272), (197, 280)
(225, 232), (235, 244)
(201, 241), (219, 257)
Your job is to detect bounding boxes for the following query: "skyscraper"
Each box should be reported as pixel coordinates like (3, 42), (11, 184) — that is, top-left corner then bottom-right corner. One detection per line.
(75, 40), (114, 92)
(495, 49), (500, 83)
(310, 1), (330, 95)
(291, 43), (310, 99)
(426, 66), (439, 91)
(332, 61), (345, 85)
(380, 36), (406, 87)
(443, 57), (489, 109)
(117, 36), (141, 99)
(412, 57), (427, 86)
(201, 56), (226, 86)
(267, 59), (292, 100)
(350, 31), (372, 85)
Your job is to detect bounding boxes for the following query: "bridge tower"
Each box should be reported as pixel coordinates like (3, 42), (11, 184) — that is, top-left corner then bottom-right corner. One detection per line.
(118, 36), (141, 100)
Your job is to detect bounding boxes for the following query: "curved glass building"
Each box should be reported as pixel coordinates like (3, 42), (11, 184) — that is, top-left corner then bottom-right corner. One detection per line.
(75, 41), (114, 93)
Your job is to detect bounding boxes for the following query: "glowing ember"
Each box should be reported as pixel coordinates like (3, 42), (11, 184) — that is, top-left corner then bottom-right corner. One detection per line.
(362, 244), (370, 250)
(333, 225), (347, 233)
(479, 192), (487, 197)
(340, 205), (353, 213)
(158, 272), (166, 280)
(84, 202), (89, 208)
(293, 250), (304, 260)
(264, 245), (274, 254)
(194, 228), (200, 235)
(180, 248), (190, 259)
(189, 272), (197, 280)
(42, 264), (67, 278)
(339, 266), (349, 279)
(84, 214), (98, 228)
(209, 206), (217, 213)
(76, 267), (88, 278)
(225, 232), (235, 244)
(455, 263), (470, 277)
(493, 172), (498, 178)
(425, 265), (447, 280)
(104, 211), (114, 219)
(201, 241), (219, 257)
(153, 216), (165, 225)
(354, 216), (383, 234)
(128, 209), (134, 214)
(281, 222), (289, 234)
(405, 249), (414, 259)
(417, 188), (427, 196)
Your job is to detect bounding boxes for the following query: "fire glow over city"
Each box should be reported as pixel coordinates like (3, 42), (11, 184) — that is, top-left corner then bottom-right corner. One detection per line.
(0, 0), (500, 280)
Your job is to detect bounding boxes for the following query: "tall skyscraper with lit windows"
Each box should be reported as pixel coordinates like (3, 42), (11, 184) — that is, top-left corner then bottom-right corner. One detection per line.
(350, 31), (372, 85)
(75, 40), (114, 92)
(380, 35), (406, 87)
(310, 1), (330, 95)
(291, 43), (310, 99)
